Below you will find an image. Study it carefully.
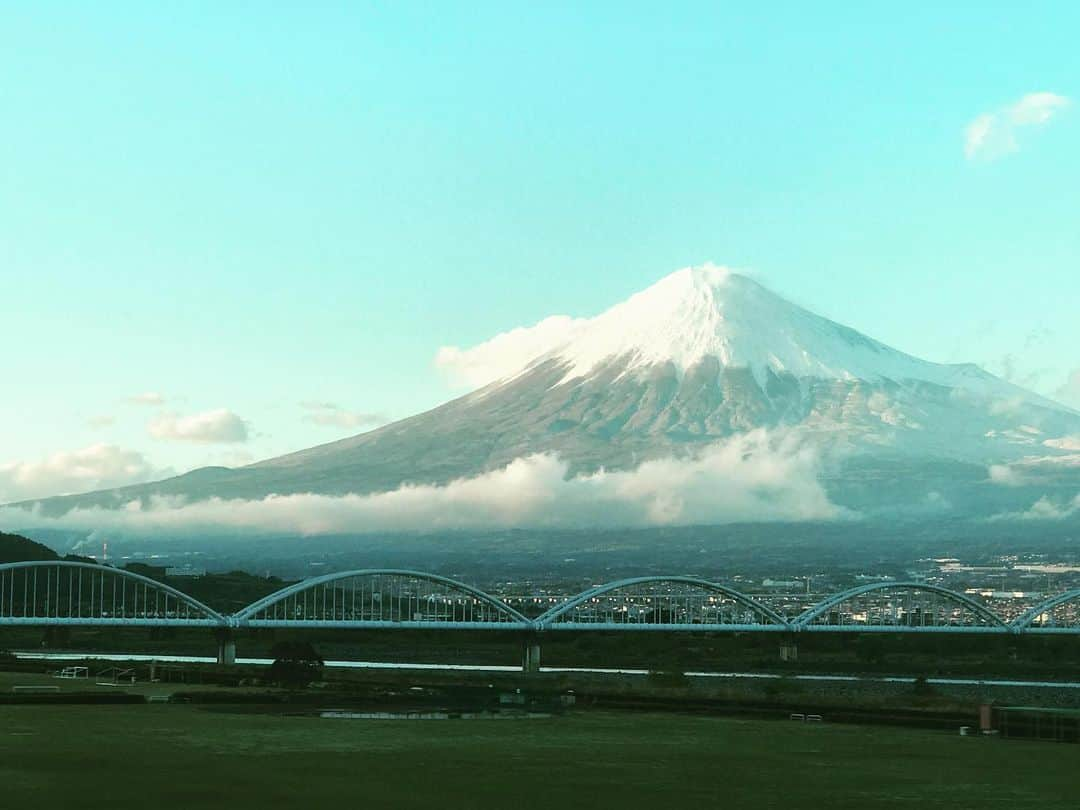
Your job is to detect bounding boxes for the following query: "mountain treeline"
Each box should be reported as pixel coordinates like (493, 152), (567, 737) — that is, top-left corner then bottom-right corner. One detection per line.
(0, 531), (59, 564)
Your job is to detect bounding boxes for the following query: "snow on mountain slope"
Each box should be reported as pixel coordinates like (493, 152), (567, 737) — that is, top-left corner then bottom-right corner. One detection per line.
(508, 265), (1063, 410)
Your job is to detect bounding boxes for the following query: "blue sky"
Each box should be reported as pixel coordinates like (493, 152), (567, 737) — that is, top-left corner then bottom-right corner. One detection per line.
(1, 3), (1077, 501)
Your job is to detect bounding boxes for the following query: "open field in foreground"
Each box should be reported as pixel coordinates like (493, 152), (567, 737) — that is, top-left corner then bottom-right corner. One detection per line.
(0, 704), (1076, 809)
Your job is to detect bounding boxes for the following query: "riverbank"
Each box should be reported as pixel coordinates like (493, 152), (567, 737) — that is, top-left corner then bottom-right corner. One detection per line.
(0, 702), (1075, 809)
(4, 654), (1080, 725)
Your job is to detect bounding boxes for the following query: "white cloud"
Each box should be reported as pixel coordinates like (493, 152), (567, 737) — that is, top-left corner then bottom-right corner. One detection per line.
(300, 402), (388, 430)
(964, 92), (1069, 161)
(988, 464), (1027, 486)
(987, 396), (1029, 417)
(0, 431), (847, 535)
(148, 409), (249, 443)
(1054, 369), (1080, 408)
(964, 114), (996, 159)
(923, 491), (952, 511)
(1010, 92), (1070, 125)
(993, 493), (1080, 521)
(128, 392), (166, 406)
(1044, 435), (1080, 452)
(435, 315), (587, 389)
(0, 444), (166, 504)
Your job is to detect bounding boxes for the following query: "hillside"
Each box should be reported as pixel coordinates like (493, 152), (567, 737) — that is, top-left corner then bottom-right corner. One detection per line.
(0, 531), (59, 564)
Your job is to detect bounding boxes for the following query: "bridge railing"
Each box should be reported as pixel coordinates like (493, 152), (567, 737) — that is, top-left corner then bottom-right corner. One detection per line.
(231, 569), (532, 629)
(792, 581), (1011, 633)
(1, 562), (1078, 636)
(0, 561), (226, 627)
(1011, 589), (1080, 633)
(535, 576), (790, 631)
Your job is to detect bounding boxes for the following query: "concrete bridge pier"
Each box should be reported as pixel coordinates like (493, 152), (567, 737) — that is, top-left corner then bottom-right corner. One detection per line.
(216, 629), (236, 665)
(521, 635), (541, 673)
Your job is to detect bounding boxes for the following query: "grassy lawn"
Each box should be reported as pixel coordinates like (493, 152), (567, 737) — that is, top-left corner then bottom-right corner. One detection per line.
(0, 705), (1075, 809)
(0, 669), (253, 698)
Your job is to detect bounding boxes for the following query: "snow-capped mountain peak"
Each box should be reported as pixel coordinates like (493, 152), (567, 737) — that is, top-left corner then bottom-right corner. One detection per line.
(540, 264), (889, 384)
(533, 265), (1044, 409)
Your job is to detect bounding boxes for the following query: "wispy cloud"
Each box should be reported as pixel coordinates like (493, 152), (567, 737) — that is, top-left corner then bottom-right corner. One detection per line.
(0, 444), (167, 504)
(1, 431), (847, 535)
(435, 315), (587, 389)
(300, 402), (388, 430)
(86, 415), (116, 429)
(1043, 435), (1080, 452)
(964, 92), (1070, 161)
(127, 392), (167, 406)
(148, 409), (249, 444)
(1054, 369), (1080, 409)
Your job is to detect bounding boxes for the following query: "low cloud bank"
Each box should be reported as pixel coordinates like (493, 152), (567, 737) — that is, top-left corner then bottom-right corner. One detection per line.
(991, 493), (1080, 521)
(0, 444), (167, 504)
(1, 431), (846, 536)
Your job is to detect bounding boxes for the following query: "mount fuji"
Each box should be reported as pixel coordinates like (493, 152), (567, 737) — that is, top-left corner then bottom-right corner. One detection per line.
(13, 265), (1080, 521)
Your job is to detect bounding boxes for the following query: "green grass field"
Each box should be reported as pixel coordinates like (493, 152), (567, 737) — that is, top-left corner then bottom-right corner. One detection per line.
(0, 702), (1075, 809)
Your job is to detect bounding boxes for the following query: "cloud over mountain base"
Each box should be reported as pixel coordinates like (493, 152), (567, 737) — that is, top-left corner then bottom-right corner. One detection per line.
(1, 431), (845, 536)
(0, 444), (169, 503)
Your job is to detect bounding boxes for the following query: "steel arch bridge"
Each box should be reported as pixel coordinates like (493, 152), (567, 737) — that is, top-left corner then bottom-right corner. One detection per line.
(232, 569), (532, 630)
(1, 562), (1079, 639)
(0, 561), (226, 627)
(1011, 589), (1080, 634)
(534, 576), (788, 631)
(792, 581), (1011, 633)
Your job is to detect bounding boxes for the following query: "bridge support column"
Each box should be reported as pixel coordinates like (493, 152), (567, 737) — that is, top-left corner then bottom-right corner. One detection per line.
(216, 630), (236, 666)
(521, 635), (541, 674)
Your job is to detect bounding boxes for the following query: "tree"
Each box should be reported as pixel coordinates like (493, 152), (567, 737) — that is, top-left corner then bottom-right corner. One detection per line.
(0, 532), (58, 564)
(268, 641), (324, 689)
(854, 634), (886, 665)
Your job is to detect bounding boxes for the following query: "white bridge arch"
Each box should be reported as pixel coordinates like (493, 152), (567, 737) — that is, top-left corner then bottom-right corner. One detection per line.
(0, 560), (226, 627)
(535, 575), (790, 631)
(1011, 589), (1080, 633)
(2, 561), (1079, 638)
(232, 568), (532, 629)
(793, 581), (1010, 633)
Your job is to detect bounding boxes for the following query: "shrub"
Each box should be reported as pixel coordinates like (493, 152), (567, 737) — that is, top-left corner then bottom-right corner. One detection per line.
(268, 641), (324, 689)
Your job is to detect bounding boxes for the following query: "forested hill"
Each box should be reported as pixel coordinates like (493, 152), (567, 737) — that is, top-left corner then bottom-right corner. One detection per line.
(0, 531), (59, 564)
